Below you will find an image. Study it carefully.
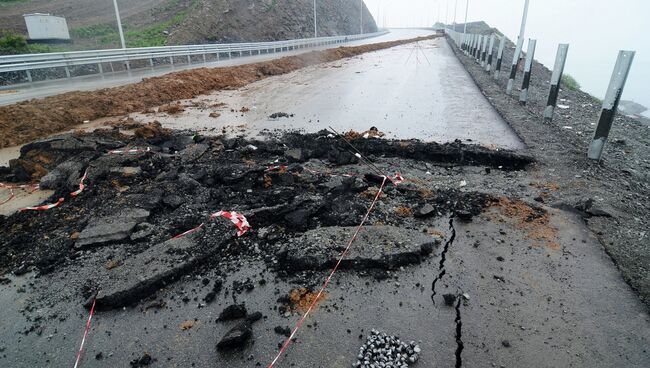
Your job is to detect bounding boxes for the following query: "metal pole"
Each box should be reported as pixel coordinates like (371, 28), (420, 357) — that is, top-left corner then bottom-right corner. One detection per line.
(486, 34), (495, 71)
(313, 0), (317, 38)
(494, 35), (506, 78)
(480, 35), (488, 66)
(519, 39), (536, 105)
(360, 0), (363, 34)
(544, 43), (570, 121)
(506, 0), (530, 94)
(588, 50), (635, 160)
(112, 0), (126, 49)
(463, 0), (469, 33)
(453, 0), (458, 31)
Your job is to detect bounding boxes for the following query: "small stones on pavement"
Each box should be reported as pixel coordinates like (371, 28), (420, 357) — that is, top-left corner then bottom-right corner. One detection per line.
(353, 329), (421, 367)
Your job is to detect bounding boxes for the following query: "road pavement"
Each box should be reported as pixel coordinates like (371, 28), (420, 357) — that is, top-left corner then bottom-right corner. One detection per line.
(0, 30), (433, 106)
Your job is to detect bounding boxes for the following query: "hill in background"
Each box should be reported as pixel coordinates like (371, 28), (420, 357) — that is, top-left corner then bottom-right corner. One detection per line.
(0, 0), (377, 50)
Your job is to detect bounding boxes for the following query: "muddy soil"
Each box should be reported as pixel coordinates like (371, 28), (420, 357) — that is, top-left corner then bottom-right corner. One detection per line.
(446, 28), (650, 307)
(0, 35), (438, 149)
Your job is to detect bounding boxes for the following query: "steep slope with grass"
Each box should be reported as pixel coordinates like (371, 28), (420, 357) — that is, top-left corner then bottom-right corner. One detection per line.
(0, 0), (377, 52)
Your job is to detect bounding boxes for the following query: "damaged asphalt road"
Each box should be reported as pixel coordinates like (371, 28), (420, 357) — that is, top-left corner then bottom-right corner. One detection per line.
(0, 126), (648, 367)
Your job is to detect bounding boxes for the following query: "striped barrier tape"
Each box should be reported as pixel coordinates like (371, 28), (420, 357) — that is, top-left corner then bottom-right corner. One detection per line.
(268, 174), (396, 367)
(73, 298), (96, 368)
(70, 168), (89, 198)
(107, 147), (151, 155)
(173, 210), (251, 239)
(19, 197), (65, 212)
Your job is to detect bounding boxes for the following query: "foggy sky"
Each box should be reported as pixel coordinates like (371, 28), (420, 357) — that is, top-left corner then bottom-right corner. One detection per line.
(365, 0), (650, 112)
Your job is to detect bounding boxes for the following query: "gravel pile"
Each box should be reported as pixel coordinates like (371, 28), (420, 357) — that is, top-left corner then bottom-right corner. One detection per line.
(353, 329), (421, 367)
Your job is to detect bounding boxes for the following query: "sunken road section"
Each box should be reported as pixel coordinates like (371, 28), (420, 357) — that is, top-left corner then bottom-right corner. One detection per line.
(0, 127), (533, 310)
(0, 35), (439, 149)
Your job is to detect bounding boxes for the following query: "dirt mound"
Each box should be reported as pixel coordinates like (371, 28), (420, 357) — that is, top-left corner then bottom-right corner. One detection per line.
(0, 35), (438, 149)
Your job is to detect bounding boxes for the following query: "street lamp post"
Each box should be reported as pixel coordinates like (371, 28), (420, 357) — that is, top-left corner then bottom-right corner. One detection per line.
(112, 0), (126, 49)
(313, 0), (317, 38)
(360, 0), (363, 34)
(453, 0), (458, 31)
(463, 0), (469, 34)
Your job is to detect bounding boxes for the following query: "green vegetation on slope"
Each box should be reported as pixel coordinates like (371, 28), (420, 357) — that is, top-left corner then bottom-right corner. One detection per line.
(0, 31), (59, 54)
(561, 74), (581, 91)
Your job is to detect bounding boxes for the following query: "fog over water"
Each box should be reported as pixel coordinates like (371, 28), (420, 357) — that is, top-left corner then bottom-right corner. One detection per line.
(366, 0), (650, 116)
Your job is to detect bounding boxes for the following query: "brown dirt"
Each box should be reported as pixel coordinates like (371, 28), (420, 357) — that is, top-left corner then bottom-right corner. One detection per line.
(395, 206), (412, 217)
(180, 320), (195, 330)
(489, 197), (559, 250)
(0, 35), (438, 149)
(288, 287), (327, 314)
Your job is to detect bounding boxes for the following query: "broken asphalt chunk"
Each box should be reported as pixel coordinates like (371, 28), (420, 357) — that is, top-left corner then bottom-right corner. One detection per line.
(75, 208), (151, 248)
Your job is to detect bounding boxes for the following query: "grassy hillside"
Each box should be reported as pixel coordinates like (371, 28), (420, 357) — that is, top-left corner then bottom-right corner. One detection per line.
(0, 0), (377, 53)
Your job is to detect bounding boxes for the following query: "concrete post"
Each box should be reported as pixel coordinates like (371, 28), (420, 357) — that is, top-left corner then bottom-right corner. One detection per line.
(475, 35), (481, 60)
(97, 63), (103, 75)
(494, 35), (505, 78)
(544, 44), (570, 121)
(65, 65), (71, 79)
(519, 39), (536, 105)
(26, 69), (33, 83)
(588, 50), (635, 160)
(486, 34), (495, 71)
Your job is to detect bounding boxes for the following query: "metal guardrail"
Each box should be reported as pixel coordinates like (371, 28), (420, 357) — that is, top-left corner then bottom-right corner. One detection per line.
(0, 31), (388, 83)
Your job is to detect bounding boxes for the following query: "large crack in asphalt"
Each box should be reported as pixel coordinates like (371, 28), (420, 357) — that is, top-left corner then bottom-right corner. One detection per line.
(454, 298), (464, 368)
(430, 216), (456, 303)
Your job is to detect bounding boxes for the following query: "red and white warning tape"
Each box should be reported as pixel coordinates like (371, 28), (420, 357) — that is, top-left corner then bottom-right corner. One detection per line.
(107, 147), (151, 155)
(268, 175), (396, 368)
(73, 298), (96, 368)
(1, 187), (15, 205)
(173, 210), (251, 239)
(70, 168), (89, 198)
(0, 183), (40, 206)
(211, 210), (251, 237)
(19, 197), (65, 212)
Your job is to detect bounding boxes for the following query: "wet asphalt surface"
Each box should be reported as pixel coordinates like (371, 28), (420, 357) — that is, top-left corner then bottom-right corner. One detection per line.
(0, 30), (434, 107)
(1, 31), (650, 368)
(132, 37), (522, 149)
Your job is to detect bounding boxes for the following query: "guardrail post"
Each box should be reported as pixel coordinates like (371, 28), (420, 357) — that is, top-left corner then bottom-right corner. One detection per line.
(97, 63), (103, 75)
(481, 36), (488, 67)
(519, 39), (536, 105)
(64, 64), (71, 79)
(494, 35), (505, 78)
(506, 37), (524, 94)
(486, 34), (495, 71)
(149, 57), (154, 68)
(588, 50), (635, 160)
(187, 54), (192, 65)
(472, 35), (478, 59)
(169, 56), (174, 66)
(478, 35), (484, 62)
(544, 43), (569, 121)
(25, 69), (33, 83)
(474, 35), (481, 60)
